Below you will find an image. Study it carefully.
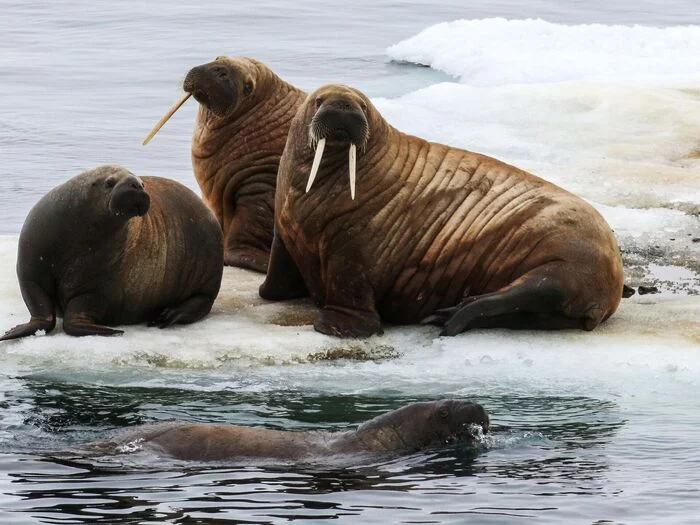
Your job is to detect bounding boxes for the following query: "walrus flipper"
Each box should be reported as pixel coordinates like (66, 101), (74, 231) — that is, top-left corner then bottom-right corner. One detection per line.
(0, 319), (55, 341)
(436, 265), (589, 336)
(224, 248), (269, 273)
(62, 294), (123, 337)
(314, 306), (382, 338)
(1, 280), (56, 341)
(62, 320), (123, 337)
(314, 252), (382, 339)
(148, 294), (215, 328)
(259, 230), (308, 300)
(223, 171), (276, 273)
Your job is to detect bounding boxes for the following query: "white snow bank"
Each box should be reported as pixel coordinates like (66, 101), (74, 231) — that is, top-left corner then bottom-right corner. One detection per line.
(388, 18), (700, 86)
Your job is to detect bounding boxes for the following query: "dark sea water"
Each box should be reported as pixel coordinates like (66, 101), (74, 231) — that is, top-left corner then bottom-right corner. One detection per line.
(1, 1), (700, 524)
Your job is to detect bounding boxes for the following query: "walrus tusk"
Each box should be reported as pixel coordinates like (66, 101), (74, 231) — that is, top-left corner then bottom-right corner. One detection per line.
(349, 143), (356, 200)
(306, 137), (326, 193)
(142, 92), (192, 145)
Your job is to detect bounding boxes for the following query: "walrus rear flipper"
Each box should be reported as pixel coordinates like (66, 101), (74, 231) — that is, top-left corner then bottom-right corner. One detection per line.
(62, 321), (123, 337)
(429, 266), (590, 336)
(148, 294), (215, 328)
(259, 231), (308, 300)
(62, 294), (123, 337)
(1, 280), (56, 341)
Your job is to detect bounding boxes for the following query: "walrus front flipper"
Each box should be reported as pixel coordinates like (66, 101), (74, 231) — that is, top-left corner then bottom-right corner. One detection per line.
(225, 247), (270, 274)
(148, 294), (215, 328)
(0, 319), (55, 341)
(314, 306), (382, 338)
(1, 280), (56, 341)
(223, 171), (276, 273)
(259, 231), (308, 300)
(314, 253), (382, 339)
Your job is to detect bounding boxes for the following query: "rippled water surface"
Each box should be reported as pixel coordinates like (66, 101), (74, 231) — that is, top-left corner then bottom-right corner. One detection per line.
(2, 374), (698, 524)
(1, 0), (700, 524)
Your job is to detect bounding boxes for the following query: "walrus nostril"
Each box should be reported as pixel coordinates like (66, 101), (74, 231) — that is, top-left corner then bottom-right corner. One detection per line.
(212, 66), (227, 79)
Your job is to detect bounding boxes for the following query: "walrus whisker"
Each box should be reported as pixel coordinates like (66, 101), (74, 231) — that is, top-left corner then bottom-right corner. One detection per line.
(142, 92), (192, 146)
(306, 137), (326, 193)
(349, 143), (356, 200)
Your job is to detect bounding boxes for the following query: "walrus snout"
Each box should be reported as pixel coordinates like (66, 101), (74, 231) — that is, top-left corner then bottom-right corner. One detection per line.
(192, 89), (210, 106)
(306, 97), (369, 200)
(183, 62), (238, 117)
(310, 100), (368, 148)
(109, 177), (150, 218)
(440, 399), (490, 438)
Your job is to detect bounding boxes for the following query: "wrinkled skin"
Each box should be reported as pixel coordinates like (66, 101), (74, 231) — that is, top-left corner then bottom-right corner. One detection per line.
(260, 84), (625, 338)
(184, 56), (306, 272)
(1, 165), (223, 340)
(99, 399), (489, 461)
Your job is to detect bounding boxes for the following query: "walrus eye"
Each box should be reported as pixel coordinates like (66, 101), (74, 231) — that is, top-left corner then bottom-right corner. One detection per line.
(315, 97), (324, 109)
(244, 81), (253, 95)
(439, 407), (449, 419)
(360, 102), (367, 112)
(105, 177), (117, 189)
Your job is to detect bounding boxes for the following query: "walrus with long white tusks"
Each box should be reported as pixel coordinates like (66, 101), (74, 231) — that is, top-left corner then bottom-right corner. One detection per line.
(0, 165), (223, 340)
(259, 84), (625, 338)
(93, 399), (489, 461)
(143, 56), (306, 272)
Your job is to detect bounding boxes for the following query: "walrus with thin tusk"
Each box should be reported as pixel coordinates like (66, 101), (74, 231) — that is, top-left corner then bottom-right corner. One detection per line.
(259, 84), (625, 338)
(0, 165), (223, 340)
(143, 56), (306, 272)
(93, 399), (489, 461)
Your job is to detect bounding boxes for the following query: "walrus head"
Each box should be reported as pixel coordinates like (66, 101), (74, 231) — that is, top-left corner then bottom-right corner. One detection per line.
(88, 165), (150, 219)
(183, 56), (261, 119)
(305, 85), (371, 200)
(354, 399), (489, 452)
(143, 56), (266, 145)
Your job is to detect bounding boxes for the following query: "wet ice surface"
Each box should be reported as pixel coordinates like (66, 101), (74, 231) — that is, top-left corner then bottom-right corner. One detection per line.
(2, 235), (698, 372)
(2, 2), (700, 524)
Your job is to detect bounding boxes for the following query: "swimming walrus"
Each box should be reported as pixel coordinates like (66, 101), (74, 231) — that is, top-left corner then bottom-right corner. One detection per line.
(143, 56), (306, 272)
(0, 165), (223, 340)
(259, 84), (625, 337)
(97, 399), (489, 461)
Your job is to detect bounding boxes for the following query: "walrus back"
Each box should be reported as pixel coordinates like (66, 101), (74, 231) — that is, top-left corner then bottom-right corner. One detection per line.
(343, 134), (624, 326)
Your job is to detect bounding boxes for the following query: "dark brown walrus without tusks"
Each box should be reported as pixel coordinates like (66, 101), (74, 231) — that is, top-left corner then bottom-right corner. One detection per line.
(92, 399), (489, 461)
(0, 165), (223, 340)
(260, 84), (625, 338)
(149, 56), (306, 273)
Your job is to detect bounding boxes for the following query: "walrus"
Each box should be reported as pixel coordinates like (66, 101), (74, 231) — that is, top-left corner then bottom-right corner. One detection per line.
(93, 399), (489, 461)
(0, 165), (223, 340)
(143, 56), (306, 272)
(259, 84), (625, 337)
